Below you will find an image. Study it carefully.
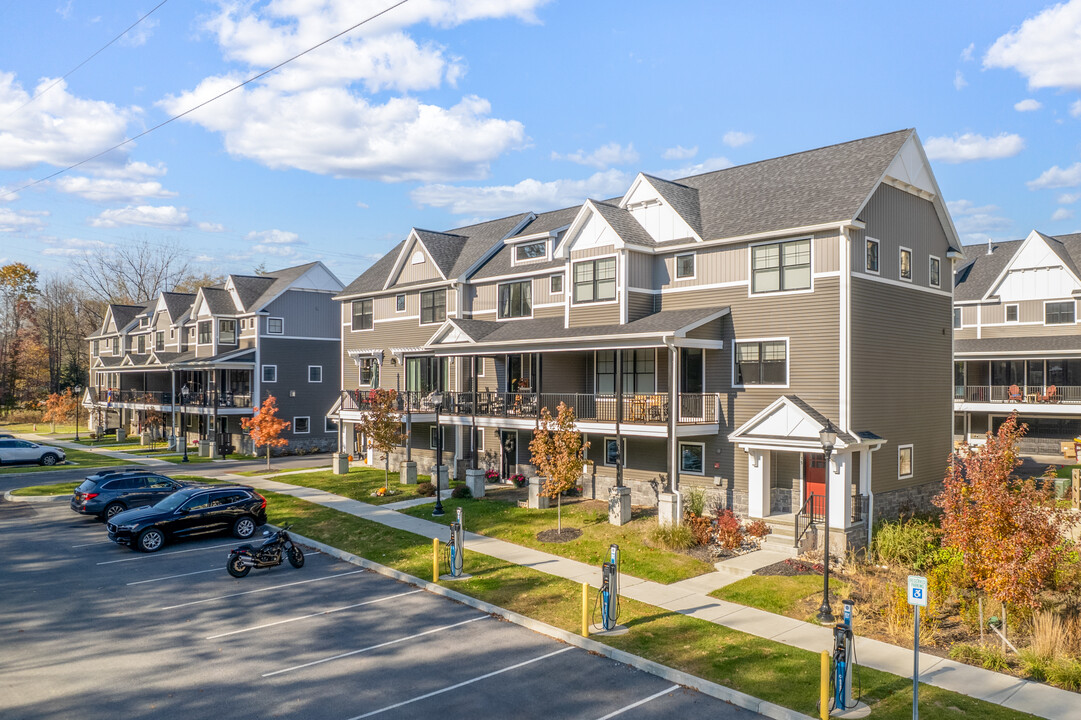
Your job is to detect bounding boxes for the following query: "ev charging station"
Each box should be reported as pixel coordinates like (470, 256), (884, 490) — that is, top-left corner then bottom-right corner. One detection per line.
(825, 598), (869, 718)
(441, 506), (470, 580)
(591, 544), (627, 636)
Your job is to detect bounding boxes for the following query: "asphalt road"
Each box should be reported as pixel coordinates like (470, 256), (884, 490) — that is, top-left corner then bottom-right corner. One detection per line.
(1, 501), (766, 720)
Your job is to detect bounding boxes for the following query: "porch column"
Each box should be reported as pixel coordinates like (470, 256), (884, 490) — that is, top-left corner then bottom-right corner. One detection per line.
(471, 355), (477, 470)
(615, 350), (623, 487)
(170, 370), (177, 449)
(828, 453), (849, 529)
(747, 449), (770, 519)
(667, 343), (678, 494)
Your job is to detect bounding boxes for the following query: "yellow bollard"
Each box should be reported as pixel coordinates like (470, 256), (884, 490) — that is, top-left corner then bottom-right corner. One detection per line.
(820, 649), (830, 719)
(432, 537), (439, 583)
(582, 582), (589, 637)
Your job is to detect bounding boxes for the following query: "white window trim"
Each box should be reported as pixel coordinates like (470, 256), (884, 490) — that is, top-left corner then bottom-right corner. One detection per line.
(550, 274), (564, 294)
(496, 279), (534, 322)
(678, 441), (706, 475)
(899, 246), (913, 282)
(419, 289), (447, 325)
(476, 357), (485, 377)
(411, 250), (425, 265)
(475, 428), (484, 452)
(267, 317), (284, 335)
(262, 364), (278, 383)
(308, 365), (323, 383)
(571, 253), (619, 306)
(865, 237), (881, 275)
(294, 416), (310, 435)
(602, 436), (625, 467)
(675, 252), (697, 281)
(731, 337), (790, 389)
(1043, 299), (1077, 326)
(395, 294), (406, 313)
(511, 239), (549, 266)
(928, 255), (941, 288)
(325, 417), (337, 433)
(898, 444), (914, 480)
(358, 358), (376, 387)
(748, 236), (815, 296)
(953, 307), (963, 329)
(429, 426), (447, 450)
(1004, 303), (1019, 324)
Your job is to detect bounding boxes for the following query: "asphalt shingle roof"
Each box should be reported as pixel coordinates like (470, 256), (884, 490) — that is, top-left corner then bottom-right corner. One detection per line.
(954, 232), (1081, 302)
(230, 276), (275, 311)
(591, 201), (657, 247)
(200, 287), (239, 316)
(161, 292), (196, 322)
(639, 174), (702, 238)
(109, 304), (146, 332)
(956, 336), (1081, 356)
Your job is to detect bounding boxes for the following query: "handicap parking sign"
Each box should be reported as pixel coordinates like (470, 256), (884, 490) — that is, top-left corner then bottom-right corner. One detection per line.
(907, 575), (928, 607)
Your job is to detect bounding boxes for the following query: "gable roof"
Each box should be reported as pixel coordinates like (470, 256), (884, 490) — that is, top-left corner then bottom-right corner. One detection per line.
(109, 304), (147, 332)
(954, 232), (1081, 302)
(590, 200), (656, 248)
(728, 394), (859, 449)
(200, 287), (239, 316)
(230, 275), (275, 311)
(160, 292), (196, 322)
(635, 174), (703, 239)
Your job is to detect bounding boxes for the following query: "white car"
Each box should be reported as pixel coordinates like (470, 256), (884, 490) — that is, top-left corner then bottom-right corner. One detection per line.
(0, 439), (66, 466)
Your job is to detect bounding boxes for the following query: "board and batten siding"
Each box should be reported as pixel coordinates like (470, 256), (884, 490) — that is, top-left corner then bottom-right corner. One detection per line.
(852, 184), (950, 289)
(850, 276), (952, 495)
(263, 290), (340, 338)
(570, 244), (617, 260)
(813, 232), (841, 274)
(627, 251), (652, 288)
(260, 337), (341, 439)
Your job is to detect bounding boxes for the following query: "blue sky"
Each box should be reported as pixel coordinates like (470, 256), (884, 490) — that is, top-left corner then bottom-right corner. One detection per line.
(2, 0), (1080, 285)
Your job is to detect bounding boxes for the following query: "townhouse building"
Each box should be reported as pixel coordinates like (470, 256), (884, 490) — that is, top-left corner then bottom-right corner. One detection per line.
(953, 230), (1081, 455)
(331, 129), (961, 548)
(85, 262), (343, 456)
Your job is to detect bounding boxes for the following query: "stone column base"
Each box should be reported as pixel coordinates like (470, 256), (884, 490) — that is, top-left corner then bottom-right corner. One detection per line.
(331, 452), (350, 475)
(528, 476), (550, 509)
(465, 468), (486, 498)
(116, 428), (127, 442)
(197, 440), (212, 458)
(657, 492), (679, 527)
(399, 461), (417, 485)
(433, 465), (450, 493)
(609, 486), (631, 526)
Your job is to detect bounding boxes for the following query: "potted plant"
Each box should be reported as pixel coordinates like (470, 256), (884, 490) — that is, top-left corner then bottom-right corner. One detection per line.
(511, 473), (527, 488)
(484, 468), (499, 483)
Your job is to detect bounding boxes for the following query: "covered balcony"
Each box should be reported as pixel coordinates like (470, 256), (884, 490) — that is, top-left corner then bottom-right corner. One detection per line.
(953, 358), (1081, 410)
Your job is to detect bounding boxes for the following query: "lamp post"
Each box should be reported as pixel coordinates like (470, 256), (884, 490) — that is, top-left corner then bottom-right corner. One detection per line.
(817, 419), (837, 624)
(432, 392), (445, 517)
(180, 383), (190, 463)
(74, 385), (82, 441)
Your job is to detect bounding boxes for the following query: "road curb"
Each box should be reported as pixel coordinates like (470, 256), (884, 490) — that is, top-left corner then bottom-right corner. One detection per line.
(288, 530), (816, 720)
(3, 490), (68, 503)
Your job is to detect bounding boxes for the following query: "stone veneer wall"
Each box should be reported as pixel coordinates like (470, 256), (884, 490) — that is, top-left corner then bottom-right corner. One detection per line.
(582, 468), (665, 506)
(873, 480), (944, 523)
(770, 487), (799, 514)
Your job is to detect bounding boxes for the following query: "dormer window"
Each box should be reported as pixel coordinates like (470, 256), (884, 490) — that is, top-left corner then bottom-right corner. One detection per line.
(198, 321), (212, 344)
(514, 240), (547, 263)
(112, 337), (118, 354)
(219, 319), (236, 345)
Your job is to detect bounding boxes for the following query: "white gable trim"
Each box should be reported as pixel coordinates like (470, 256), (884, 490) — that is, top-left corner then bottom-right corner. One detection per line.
(384, 229), (449, 290)
(428, 319), (478, 347)
(983, 229), (1081, 302)
(619, 173), (704, 243)
(554, 200), (631, 258)
(728, 396), (852, 451)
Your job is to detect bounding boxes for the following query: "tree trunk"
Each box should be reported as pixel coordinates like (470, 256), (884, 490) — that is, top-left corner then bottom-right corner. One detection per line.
(385, 455), (390, 491)
(557, 492), (562, 533)
(266, 443), (271, 470)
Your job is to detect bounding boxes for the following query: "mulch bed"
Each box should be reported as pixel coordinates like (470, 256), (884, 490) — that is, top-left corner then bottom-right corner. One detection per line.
(754, 558), (823, 576)
(536, 528), (582, 543)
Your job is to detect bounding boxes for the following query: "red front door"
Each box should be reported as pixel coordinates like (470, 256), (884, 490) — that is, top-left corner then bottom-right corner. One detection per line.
(804, 453), (826, 509)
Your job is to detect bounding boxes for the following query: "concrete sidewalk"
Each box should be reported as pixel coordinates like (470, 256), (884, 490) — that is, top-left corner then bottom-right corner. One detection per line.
(231, 472), (1078, 720)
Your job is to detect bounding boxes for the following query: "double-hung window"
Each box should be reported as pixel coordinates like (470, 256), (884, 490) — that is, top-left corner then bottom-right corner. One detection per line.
(359, 358), (378, 386)
(198, 321), (211, 344)
(595, 350), (655, 394)
(866, 238), (880, 273)
(734, 340), (787, 386)
(420, 290), (446, 324)
(352, 299), (373, 330)
(155, 332), (164, 352)
(573, 257), (616, 303)
(267, 317), (284, 334)
(137, 335), (145, 354)
(112, 337), (119, 354)
(1046, 301), (1075, 325)
(498, 280), (532, 319)
(751, 238), (810, 293)
(218, 319), (236, 345)
(900, 248), (913, 281)
(929, 256), (941, 288)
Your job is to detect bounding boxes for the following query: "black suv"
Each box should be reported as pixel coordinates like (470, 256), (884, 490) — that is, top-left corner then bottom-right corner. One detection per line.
(107, 485), (267, 552)
(71, 470), (197, 520)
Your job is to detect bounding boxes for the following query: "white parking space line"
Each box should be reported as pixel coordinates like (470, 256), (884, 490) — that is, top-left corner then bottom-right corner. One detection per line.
(345, 646), (573, 719)
(72, 541), (112, 548)
(594, 685), (680, 720)
(96, 541), (237, 565)
(161, 570), (366, 611)
(263, 616), (489, 678)
(127, 567), (220, 586)
(206, 589), (423, 639)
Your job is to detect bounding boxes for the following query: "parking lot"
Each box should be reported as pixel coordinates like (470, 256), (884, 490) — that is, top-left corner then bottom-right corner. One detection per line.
(1, 500), (764, 720)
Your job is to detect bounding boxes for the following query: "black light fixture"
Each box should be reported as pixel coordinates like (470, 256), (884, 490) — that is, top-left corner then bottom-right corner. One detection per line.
(180, 383), (190, 463)
(74, 385), (82, 441)
(817, 418), (837, 624)
(432, 391), (445, 517)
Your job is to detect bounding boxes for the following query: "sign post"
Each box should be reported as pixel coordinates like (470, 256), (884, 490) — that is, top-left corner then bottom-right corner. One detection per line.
(1072, 468), (1079, 512)
(907, 575), (928, 720)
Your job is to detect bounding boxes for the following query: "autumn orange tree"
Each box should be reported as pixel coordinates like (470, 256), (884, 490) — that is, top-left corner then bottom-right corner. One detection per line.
(357, 388), (401, 490)
(529, 402), (587, 533)
(934, 413), (1075, 609)
(241, 395), (291, 470)
(41, 388), (77, 433)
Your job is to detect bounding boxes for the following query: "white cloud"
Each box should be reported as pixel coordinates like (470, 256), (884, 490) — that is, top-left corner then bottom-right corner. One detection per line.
(0, 185), (18, 202)
(954, 70), (968, 90)
(247, 229), (305, 257)
(1028, 162), (1081, 189)
(984, 0), (1081, 90)
(197, 221), (225, 232)
(1014, 98), (1042, 112)
(119, 17), (157, 47)
(960, 43), (975, 62)
(552, 142), (638, 169)
(54, 176), (175, 202)
(85, 160), (167, 180)
(662, 145), (697, 160)
(1058, 192), (1081, 204)
(40, 237), (112, 256)
(412, 169), (630, 216)
(655, 156), (733, 180)
(158, 0), (549, 182)
(1072, 99), (1081, 117)
(0, 207), (47, 232)
(924, 132), (1025, 163)
(0, 72), (136, 170)
(1052, 208), (1075, 221)
(356, 201), (369, 209)
(89, 205), (189, 228)
(948, 199), (1012, 235)
(722, 131), (754, 148)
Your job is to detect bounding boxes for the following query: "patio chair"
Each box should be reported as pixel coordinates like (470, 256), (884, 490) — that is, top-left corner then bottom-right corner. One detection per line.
(1039, 385), (1058, 403)
(1008, 384), (1023, 402)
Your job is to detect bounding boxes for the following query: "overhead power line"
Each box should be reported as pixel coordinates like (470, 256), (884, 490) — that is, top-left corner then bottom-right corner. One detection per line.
(0, 0), (410, 201)
(5, 0), (172, 118)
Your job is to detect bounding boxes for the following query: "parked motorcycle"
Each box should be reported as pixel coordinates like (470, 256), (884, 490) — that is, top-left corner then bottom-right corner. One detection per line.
(226, 524), (305, 578)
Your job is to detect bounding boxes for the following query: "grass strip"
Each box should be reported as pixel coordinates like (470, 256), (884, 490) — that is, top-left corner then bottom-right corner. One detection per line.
(400, 494), (714, 584)
(260, 467), (448, 505)
(10, 482), (80, 496)
(264, 491), (1035, 720)
(711, 575), (849, 617)
(0, 448), (129, 475)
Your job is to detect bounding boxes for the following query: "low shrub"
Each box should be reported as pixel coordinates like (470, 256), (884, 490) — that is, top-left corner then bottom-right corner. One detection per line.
(979, 645), (1010, 672)
(648, 523), (696, 551)
(872, 517), (940, 568)
(1046, 657), (1081, 691)
(716, 509), (743, 550)
(2, 409), (43, 424)
(684, 487), (706, 517)
(685, 512), (712, 546)
(948, 643), (983, 664)
(451, 485), (472, 499)
(745, 518), (770, 538)
(1019, 650), (1052, 682)
(416, 481), (436, 497)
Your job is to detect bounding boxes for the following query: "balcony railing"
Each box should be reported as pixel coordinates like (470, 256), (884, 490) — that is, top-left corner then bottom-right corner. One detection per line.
(340, 390), (720, 425)
(91, 388), (252, 408)
(954, 385), (1079, 404)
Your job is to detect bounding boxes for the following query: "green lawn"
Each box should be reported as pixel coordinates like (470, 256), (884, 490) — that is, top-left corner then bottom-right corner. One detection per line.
(263, 491), (1037, 720)
(154, 454), (218, 464)
(711, 574), (848, 616)
(259, 466), (442, 504)
(400, 492), (715, 585)
(10, 481), (81, 496)
(70, 436), (141, 447)
(0, 422), (78, 435)
(0, 448), (129, 475)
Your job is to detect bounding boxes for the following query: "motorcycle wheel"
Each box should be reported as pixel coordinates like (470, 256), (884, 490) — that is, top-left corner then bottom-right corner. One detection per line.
(288, 545), (305, 568)
(227, 554), (251, 578)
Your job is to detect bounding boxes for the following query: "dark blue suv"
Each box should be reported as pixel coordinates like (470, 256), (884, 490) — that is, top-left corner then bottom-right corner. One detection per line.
(72, 470), (196, 520)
